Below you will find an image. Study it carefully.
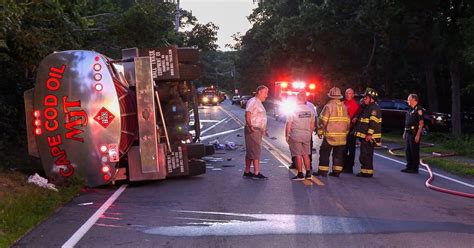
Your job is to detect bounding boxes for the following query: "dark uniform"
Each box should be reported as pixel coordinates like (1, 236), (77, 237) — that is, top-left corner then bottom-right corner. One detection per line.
(354, 101), (382, 177)
(404, 105), (424, 172)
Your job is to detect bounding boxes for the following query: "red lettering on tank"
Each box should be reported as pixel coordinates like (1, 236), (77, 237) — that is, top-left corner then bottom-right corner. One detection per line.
(46, 77), (60, 91)
(55, 153), (71, 165)
(44, 94), (57, 106)
(45, 120), (58, 131)
(50, 65), (65, 74)
(50, 146), (64, 157)
(45, 65), (65, 91)
(64, 118), (85, 143)
(47, 134), (62, 147)
(59, 164), (74, 177)
(62, 96), (81, 113)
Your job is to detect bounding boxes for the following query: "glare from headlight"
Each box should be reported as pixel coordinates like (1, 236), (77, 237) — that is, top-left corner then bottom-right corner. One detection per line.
(280, 99), (297, 116)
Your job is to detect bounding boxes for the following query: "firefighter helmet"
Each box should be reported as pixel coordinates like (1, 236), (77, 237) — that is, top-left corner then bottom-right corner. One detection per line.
(327, 87), (343, 99)
(363, 87), (378, 99)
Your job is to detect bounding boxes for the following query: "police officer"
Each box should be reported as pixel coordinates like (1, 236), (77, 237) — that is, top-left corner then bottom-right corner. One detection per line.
(314, 87), (350, 177)
(354, 88), (382, 178)
(401, 94), (424, 174)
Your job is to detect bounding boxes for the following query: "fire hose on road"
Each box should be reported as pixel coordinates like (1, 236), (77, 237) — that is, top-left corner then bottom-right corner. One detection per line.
(384, 143), (474, 199)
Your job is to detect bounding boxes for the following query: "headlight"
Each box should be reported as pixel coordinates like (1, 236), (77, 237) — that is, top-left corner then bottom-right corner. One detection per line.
(213, 97), (219, 102)
(435, 116), (443, 121)
(279, 99), (297, 115)
(203, 97), (209, 102)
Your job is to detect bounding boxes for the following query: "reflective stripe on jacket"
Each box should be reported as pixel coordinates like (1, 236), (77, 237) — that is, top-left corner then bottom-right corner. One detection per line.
(354, 102), (382, 145)
(317, 100), (350, 146)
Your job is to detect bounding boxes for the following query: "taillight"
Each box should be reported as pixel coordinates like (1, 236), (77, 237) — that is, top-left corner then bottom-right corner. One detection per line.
(93, 63), (101, 71)
(281, 82), (288, 88)
(99, 145), (108, 153)
(94, 73), (102, 81)
(309, 83), (316, 90)
(34, 128), (42, 136)
(33, 110), (42, 135)
(103, 174), (111, 181)
(101, 164), (110, 173)
(94, 83), (103, 92)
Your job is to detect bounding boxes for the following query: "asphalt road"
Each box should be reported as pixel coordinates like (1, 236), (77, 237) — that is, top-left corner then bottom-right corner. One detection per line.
(14, 100), (474, 248)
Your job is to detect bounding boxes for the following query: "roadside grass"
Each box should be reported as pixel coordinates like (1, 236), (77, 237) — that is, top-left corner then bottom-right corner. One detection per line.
(422, 133), (474, 157)
(382, 130), (473, 157)
(423, 158), (474, 178)
(0, 171), (83, 248)
(381, 130), (473, 177)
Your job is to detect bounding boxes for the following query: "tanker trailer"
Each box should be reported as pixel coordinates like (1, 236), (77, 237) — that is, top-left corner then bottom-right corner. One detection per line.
(24, 46), (213, 187)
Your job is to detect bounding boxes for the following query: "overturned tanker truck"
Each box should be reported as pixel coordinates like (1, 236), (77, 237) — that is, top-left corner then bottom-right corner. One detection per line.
(24, 46), (214, 187)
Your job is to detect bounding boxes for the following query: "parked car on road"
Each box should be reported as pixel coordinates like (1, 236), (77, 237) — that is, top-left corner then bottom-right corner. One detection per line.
(231, 95), (241, 105)
(240, 95), (253, 108)
(378, 99), (451, 134)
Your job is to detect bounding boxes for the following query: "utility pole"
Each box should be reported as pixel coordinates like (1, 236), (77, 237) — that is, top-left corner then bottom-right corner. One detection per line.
(175, 0), (180, 32)
(164, 0), (180, 31)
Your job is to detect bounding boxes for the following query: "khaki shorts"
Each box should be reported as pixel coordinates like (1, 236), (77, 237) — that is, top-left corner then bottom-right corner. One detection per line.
(244, 127), (264, 160)
(289, 140), (311, 157)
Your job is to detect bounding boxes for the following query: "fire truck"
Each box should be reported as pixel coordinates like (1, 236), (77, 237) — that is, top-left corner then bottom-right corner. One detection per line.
(24, 46), (214, 187)
(273, 80), (318, 120)
(198, 86), (221, 105)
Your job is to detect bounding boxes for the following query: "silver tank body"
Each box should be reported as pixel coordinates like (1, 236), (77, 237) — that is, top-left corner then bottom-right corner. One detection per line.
(33, 51), (121, 187)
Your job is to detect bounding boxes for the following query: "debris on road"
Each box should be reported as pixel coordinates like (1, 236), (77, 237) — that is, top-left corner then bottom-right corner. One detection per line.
(77, 202), (93, 206)
(27, 173), (58, 191)
(225, 141), (237, 150)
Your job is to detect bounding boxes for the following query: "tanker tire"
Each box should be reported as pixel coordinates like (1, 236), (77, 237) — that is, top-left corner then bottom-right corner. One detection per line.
(205, 144), (215, 156)
(177, 48), (199, 63)
(188, 159), (206, 176)
(186, 143), (206, 159)
(178, 64), (201, 80)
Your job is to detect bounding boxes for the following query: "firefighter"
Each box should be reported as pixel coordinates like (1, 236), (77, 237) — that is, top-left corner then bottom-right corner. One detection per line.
(314, 87), (350, 177)
(401, 93), (424, 174)
(354, 88), (382, 178)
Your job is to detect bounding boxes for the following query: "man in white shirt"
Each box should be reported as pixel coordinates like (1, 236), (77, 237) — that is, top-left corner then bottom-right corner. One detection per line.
(244, 85), (269, 179)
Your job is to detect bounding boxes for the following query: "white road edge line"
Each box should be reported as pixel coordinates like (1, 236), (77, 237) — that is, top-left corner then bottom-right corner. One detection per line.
(220, 105), (474, 189)
(201, 117), (230, 135)
(200, 127), (244, 141)
(62, 184), (128, 248)
(374, 153), (474, 188)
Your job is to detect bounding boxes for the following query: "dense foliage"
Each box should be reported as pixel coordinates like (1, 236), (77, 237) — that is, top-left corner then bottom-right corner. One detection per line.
(234, 0), (474, 134)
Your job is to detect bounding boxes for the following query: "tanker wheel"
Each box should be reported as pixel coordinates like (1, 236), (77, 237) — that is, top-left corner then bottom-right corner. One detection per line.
(179, 64), (201, 81)
(188, 159), (206, 176)
(177, 48), (199, 63)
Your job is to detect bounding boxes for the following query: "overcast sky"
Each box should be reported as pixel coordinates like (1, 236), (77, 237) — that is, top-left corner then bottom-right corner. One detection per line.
(180, 0), (257, 51)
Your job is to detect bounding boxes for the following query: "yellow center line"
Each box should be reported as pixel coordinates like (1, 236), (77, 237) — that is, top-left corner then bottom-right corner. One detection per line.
(219, 106), (324, 187)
